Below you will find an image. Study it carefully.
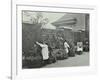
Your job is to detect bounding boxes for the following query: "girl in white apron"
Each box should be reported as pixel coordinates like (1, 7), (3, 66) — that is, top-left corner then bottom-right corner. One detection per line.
(36, 41), (49, 65)
(64, 40), (70, 54)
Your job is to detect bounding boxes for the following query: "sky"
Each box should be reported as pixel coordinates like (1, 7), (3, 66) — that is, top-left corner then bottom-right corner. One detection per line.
(22, 11), (65, 29)
(22, 11), (87, 30)
(22, 11), (65, 24)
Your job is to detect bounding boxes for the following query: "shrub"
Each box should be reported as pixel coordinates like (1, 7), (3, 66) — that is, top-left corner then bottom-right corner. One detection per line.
(55, 49), (68, 60)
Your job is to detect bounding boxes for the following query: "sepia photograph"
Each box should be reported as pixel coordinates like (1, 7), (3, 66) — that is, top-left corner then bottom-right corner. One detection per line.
(22, 11), (90, 69)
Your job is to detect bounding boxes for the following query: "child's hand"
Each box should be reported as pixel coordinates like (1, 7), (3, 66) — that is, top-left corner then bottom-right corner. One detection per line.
(36, 41), (39, 44)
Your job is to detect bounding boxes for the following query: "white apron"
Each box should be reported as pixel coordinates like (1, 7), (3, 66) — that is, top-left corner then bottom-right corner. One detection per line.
(36, 42), (49, 60)
(41, 45), (49, 60)
(64, 42), (70, 54)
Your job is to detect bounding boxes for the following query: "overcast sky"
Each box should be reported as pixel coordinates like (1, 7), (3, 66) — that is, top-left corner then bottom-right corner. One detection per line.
(22, 11), (86, 30)
(22, 11), (65, 24)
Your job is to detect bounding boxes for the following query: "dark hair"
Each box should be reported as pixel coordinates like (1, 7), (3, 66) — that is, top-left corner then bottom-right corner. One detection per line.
(64, 40), (67, 42)
(45, 43), (48, 45)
